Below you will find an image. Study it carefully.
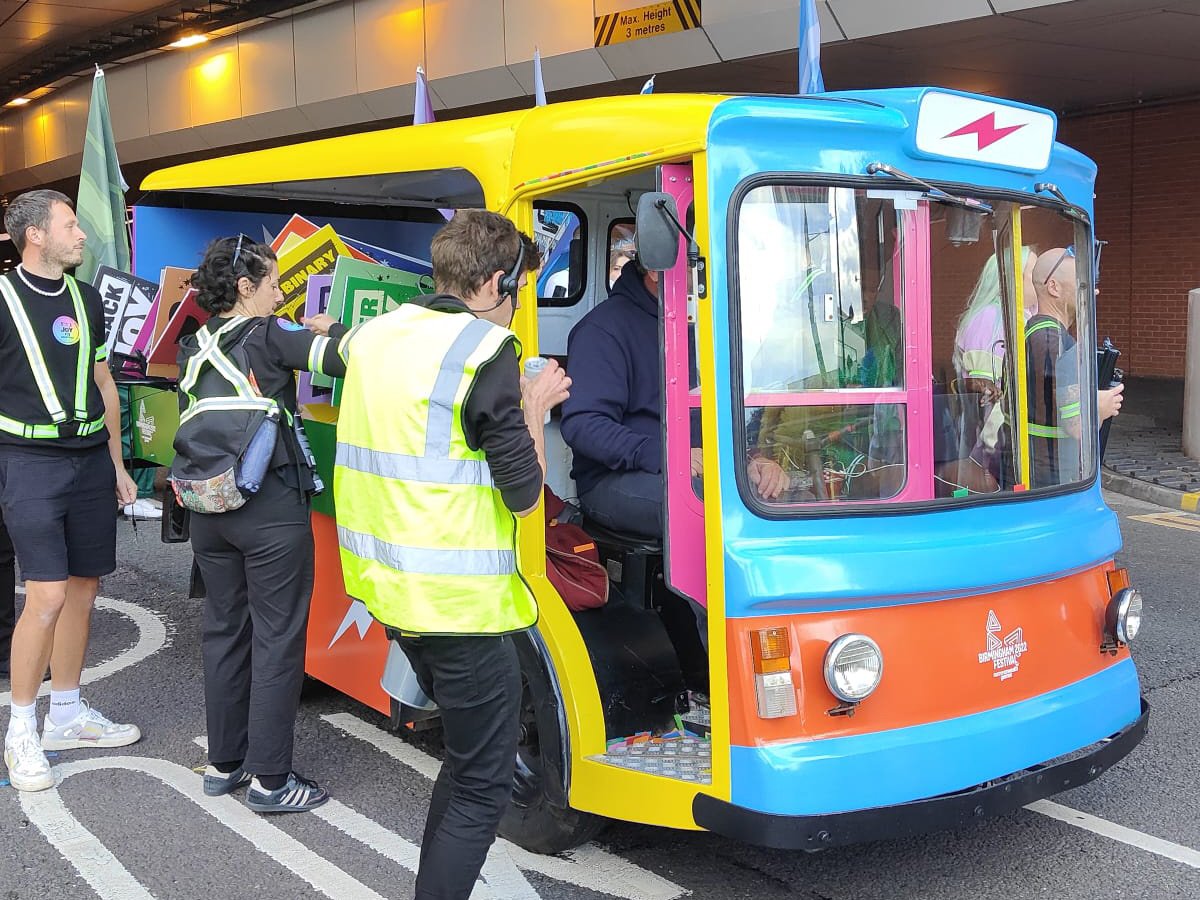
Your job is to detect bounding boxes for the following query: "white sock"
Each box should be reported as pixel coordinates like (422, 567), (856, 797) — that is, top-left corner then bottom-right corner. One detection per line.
(48, 689), (81, 727)
(7, 701), (37, 739)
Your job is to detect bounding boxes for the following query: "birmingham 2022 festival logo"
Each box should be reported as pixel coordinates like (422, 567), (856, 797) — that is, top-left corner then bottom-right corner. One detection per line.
(978, 609), (1028, 681)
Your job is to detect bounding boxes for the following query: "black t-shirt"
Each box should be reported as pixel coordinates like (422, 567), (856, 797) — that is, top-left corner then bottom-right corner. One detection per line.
(418, 296), (542, 514)
(186, 314), (349, 492)
(0, 268), (109, 454)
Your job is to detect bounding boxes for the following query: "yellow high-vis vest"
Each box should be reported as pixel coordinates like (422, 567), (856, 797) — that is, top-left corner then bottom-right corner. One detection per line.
(334, 303), (536, 635)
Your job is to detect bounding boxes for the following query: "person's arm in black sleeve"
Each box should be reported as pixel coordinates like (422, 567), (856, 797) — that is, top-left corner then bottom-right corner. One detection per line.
(266, 317), (349, 377)
(463, 342), (543, 514)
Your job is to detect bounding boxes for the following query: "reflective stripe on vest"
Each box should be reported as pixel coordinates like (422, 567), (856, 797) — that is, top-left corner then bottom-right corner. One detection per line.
(0, 273), (103, 438)
(334, 305), (535, 636)
(1025, 317), (1069, 440)
(338, 525), (516, 577)
(178, 317), (278, 422)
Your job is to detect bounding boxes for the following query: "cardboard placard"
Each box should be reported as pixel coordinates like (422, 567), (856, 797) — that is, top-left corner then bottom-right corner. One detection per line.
(297, 274), (334, 407)
(275, 225), (353, 323)
(147, 287), (208, 368)
(145, 267), (196, 378)
(272, 214), (376, 263)
(326, 259), (432, 403)
(92, 267), (159, 356)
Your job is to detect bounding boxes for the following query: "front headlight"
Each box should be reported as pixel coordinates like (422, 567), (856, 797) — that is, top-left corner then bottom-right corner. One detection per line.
(1108, 588), (1143, 644)
(823, 634), (883, 702)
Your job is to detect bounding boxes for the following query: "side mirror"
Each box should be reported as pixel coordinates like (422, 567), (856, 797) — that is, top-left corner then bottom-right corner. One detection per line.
(635, 192), (680, 271)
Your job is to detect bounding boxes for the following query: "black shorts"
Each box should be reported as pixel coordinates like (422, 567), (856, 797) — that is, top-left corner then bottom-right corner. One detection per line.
(0, 444), (118, 582)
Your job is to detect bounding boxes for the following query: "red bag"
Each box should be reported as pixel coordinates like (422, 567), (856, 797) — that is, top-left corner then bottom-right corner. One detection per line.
(543, 487), (608, 612)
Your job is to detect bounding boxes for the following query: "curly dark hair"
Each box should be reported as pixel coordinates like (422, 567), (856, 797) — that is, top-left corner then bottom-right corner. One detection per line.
(189, 235), (277, 315)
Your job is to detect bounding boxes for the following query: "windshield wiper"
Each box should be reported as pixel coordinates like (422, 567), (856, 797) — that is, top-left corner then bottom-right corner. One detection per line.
(866, 162), (994, 214)
(1035, 182), (1089, 223)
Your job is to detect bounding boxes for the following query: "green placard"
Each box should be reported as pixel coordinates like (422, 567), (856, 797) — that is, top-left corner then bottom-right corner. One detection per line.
(128, 384), (180, 465)
(304, 418), (338, 519)
(319, 257), (432, 402)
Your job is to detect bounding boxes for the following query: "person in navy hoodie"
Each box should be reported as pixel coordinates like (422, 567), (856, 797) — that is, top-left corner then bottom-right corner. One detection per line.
(563, 257), (786, 539)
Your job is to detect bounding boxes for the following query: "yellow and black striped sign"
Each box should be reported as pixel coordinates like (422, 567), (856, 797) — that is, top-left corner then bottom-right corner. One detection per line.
(594, 0), (701, 48)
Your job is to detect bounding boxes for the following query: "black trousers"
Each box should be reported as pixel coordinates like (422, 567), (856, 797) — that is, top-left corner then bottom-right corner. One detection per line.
(0, 511), (14, 671)
(190, 472), (314, 776)
(397, 633), (521, 900)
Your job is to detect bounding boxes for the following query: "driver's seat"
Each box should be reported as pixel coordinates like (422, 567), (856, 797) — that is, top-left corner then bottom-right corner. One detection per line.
(582, 518), (662, 610)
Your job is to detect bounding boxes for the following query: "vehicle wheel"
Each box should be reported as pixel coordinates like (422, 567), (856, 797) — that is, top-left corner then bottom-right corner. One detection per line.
(499, 666), (605, 854)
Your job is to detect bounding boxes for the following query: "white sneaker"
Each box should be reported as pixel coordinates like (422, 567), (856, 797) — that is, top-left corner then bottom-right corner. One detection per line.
(4, 728), (54, 792)
(122, 498), (162, 519)
(41, 700), (141, 750)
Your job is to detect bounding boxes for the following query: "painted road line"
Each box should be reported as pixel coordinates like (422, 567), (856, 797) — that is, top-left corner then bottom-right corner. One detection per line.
(1028, 800), (1200, 869)
(322, 712), (687, 900)
(1127, 511), (1200, 533)
(22, 756), (389, 900)
(0, 593), (169, 706)
(195, 734), (540, 899)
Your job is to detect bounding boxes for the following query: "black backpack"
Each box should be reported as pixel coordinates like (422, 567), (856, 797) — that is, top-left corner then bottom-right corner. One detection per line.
(170, 317), (280, 513)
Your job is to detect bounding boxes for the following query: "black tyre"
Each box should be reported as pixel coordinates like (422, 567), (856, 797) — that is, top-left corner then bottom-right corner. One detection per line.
(498, 647), (605, 854)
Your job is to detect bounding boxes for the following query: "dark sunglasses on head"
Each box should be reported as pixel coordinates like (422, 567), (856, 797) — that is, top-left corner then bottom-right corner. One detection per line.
(230, 233), (254, 270)
(1042, 244), (1075, 285)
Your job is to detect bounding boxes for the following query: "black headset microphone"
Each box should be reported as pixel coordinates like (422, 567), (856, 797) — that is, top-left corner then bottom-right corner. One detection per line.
(478, 241), (526, 312)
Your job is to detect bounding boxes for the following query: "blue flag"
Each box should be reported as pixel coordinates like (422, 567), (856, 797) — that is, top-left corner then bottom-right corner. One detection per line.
(799, 0), (825, 94)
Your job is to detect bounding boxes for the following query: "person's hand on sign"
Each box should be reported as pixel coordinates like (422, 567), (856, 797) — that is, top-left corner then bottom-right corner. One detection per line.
(302, 313), (338, 336)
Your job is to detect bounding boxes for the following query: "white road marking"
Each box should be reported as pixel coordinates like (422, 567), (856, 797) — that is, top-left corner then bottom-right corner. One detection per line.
(0, 593), (169, 705)
(1027, 800), (1200, 869)
(22, 756), (390, 900)
(194, 734), (536, 899)
(322, 712), (688, 900)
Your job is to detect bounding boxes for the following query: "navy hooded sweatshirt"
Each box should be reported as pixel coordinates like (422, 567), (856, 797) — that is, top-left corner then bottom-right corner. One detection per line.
(561, 261), (663, 496)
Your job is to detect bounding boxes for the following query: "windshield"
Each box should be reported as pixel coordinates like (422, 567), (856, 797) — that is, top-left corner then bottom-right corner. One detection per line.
(734, 183), (1095, 513)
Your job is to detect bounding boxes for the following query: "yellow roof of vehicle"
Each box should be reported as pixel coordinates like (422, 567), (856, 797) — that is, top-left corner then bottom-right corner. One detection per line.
(140, 94), (726, 210)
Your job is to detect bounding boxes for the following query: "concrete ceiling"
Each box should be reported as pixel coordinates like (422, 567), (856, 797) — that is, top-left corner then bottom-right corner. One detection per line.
(649, 0), (1200, 115)
(0, 2), (174, 76)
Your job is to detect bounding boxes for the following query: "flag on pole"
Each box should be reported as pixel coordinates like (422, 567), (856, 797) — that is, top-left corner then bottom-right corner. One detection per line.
(76, 66), (130, 285)
(533, 47), (547, 107)
(798, 0), (826, 94)
(640, 75), (656, 95)
(414, 65), (435, 125)
(413, 66), (453, 221)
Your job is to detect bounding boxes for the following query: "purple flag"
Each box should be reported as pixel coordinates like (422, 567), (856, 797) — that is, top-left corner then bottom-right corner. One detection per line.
(414, 65), (435, 125)
(533, 48), (547, 107)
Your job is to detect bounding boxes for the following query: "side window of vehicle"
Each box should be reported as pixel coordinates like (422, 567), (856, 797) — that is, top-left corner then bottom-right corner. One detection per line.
(536, 203), (587, 307)
(607, 219), (636, 290)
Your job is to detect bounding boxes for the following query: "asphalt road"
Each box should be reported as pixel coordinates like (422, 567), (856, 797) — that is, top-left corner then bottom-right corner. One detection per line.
(1, 491), (1197, 900)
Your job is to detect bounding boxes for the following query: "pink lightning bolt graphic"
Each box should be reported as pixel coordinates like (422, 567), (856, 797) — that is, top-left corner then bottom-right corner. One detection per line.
(944, 112), (1026, 150)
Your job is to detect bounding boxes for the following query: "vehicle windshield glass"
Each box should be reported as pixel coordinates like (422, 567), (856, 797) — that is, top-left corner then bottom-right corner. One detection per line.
(735, 184), (1095, 513)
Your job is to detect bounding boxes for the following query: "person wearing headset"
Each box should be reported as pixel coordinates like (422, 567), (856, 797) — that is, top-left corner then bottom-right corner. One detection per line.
(333, 209), (569, 900)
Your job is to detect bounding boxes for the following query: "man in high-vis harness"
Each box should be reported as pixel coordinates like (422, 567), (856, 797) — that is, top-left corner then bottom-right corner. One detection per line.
(335, 210), (570, 900)
(0, 190), (139, 793)
(1025, 245), (1123, 488)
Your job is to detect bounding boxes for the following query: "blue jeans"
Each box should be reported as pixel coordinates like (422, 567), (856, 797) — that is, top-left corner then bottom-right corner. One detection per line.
(579, 469), (663, 539)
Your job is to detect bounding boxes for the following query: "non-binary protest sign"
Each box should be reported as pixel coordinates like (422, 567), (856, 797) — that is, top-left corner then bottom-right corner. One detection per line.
(275, 225), (352, 322)
(92, 266), (158, 356)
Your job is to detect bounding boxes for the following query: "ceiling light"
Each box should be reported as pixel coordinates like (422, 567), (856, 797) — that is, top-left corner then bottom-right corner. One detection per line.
(168, 34), (208, 49)
(6, 98), (31, 107)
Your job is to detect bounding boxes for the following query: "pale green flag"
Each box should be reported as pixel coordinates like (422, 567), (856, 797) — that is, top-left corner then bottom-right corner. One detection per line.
(76, 66), (130, 285)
